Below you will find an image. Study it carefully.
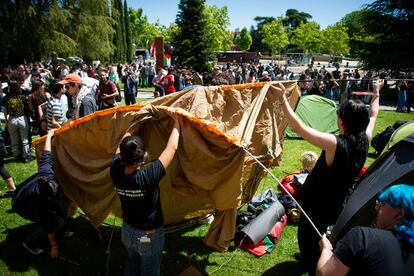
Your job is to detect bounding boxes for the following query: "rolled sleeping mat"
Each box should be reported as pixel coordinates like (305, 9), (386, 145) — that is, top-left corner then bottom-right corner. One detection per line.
(241, 199), (285, 244)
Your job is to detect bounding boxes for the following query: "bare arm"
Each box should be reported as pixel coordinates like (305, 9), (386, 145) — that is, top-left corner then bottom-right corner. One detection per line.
(316, 235), (350, 276)
(48, 233), (58, 258)
(159, 115), (180, 170)
(44, 129), (56, 152)
(365, 79), (384, 141)
(270, 83), (337, 161)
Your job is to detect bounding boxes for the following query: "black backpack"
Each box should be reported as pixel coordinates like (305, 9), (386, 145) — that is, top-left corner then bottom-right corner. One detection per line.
(371, 121), (407, 155)
(115, 82), (122, 102)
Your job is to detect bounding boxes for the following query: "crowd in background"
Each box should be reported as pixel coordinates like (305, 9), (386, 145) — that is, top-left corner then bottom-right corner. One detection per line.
(0, 59), (413, 168)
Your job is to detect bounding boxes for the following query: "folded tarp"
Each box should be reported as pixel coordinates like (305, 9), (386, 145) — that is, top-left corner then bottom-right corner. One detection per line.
(33, 81), (300, 249)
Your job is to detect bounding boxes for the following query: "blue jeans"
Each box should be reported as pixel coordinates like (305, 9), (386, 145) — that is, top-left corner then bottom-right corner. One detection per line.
(324, 88), (333, 100)
(397, 90), (407, 111)
(121, 223), (164, 276)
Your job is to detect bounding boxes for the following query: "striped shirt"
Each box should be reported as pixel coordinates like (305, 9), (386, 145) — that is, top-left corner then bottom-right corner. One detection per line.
(46, 97), (64, 129)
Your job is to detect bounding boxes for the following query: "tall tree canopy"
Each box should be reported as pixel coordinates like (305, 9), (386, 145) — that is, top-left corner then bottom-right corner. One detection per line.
(345, 0), (414, 71)
(0, 0), (124, 65)
(291, 22), (322, 56)
(234, 27), (252, 51)
(261, 20), (289, 59)
(283, 9), (313, 29)
(204, 5), (232, 53)
(173, 0), (213, 72)
(321, 23), (350, 58)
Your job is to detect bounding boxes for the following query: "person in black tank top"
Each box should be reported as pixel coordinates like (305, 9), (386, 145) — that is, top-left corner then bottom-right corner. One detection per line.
(270, 78), (384, 275)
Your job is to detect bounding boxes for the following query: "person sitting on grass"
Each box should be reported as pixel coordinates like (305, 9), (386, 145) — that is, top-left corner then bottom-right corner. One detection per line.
(12, 129), (71, 258)
(317, 184), (414, 276)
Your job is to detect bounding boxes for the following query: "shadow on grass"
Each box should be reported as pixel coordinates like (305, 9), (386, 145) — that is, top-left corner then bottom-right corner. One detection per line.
(262, 260), (306, 276)
(0, 215), (217, 275)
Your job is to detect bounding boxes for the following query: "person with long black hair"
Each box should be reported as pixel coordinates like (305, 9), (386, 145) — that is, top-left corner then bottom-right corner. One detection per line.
(270, 78), (384, 275)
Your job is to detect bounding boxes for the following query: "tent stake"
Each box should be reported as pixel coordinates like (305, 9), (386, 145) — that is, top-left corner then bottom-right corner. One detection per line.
(242, 144), (322, 238)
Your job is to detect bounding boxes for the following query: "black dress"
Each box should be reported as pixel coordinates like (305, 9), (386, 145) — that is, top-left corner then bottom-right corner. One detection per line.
(297, 134), (368, 275)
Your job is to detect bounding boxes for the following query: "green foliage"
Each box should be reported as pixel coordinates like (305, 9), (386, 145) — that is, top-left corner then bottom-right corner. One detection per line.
(250, 16), (277, 53)
(161, 23), (180, 43)
(174, 0), (214, 72)
(73, 0), (115, 63)
(346, 0), (414, 71)
(124, 0), (132, 62)
(341, 9), (374, 57)
(321, 23), (350, 57)
(234, 27), (253, 51)
(261, 20), (290, 57)
(291, 22), (322, 56)
(0, 0), (118, 65)
(128, 8), (162, 49)
(283, 9), (313, 29)
(204, 5), (233, 52)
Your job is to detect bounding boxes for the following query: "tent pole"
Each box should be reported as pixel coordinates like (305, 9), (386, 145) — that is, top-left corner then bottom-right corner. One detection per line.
(242, 144), (323, 238)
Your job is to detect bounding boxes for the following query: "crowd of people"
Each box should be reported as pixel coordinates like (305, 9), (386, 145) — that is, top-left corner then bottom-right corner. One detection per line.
(0, 59), (413, 275)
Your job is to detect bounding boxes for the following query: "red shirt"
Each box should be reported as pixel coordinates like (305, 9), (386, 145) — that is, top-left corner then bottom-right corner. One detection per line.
(158, 74), (176, 94)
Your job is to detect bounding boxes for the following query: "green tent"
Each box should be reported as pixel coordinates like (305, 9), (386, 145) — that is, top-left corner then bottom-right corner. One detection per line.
(386, 121), (414, 150)
(285, 95), (339, 138)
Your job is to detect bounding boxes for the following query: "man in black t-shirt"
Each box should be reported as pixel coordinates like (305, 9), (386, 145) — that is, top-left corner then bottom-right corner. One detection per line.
(317, 184), (414, 276)
(111, 110), (180, 276)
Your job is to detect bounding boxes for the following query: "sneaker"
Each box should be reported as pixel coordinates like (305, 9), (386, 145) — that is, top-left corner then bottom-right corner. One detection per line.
(23, 242), (44, 255)
(23, 156), (35, 163)
(64, 231), (75, 238)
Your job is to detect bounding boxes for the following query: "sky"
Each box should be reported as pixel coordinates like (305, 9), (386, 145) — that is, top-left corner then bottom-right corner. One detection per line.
(127, 0), (375, 30)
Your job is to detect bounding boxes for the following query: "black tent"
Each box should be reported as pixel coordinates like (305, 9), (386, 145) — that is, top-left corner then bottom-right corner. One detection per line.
(331, 133), (414, 244)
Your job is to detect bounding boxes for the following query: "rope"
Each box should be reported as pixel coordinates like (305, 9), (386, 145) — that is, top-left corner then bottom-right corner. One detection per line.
(242, 144), (322, 238)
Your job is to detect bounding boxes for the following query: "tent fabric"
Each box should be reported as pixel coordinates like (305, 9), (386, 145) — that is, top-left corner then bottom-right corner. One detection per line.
(331, 133), (414, 244)
(32, 81), (300, 249)
(386, 121), (414, 150)
(285, 95), (339, 138)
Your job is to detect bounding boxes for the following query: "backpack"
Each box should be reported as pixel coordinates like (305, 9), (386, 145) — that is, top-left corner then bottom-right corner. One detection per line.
(115, 82), (122, 102)
(371, 121), (407, 155)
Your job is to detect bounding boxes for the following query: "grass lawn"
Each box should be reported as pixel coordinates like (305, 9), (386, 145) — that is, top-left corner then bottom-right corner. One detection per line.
(0, 104), (412, 275)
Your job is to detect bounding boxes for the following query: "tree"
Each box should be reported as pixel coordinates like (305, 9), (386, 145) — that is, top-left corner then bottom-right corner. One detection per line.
(261, 20), (289, 61)
(72, 0), (115, 62)
(234, 27), (252, 51)
(174, 0), (213, 72)
(344, 0), (414, 71)
(283, 9), (312, 29)
(129, 8), (162, 49)
(291, 22), (322, 56)
(341, 9), (372, 56)
(321, 23), (350, 59)
(204, 5), (232, 52)
(250, 16), (276, 52)
(124, 0), (132, 62)
(40, 0), (77, 58)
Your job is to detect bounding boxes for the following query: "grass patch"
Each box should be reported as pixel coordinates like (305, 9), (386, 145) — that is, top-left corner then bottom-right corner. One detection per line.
(0, 109), (411, 275)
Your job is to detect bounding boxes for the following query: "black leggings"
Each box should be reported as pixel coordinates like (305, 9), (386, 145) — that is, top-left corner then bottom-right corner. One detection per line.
(0, 157), (11, 180)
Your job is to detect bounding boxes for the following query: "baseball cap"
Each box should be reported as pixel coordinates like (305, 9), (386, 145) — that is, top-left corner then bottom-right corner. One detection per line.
(214, 65), (221, 70)
(58, 73), (82, 85)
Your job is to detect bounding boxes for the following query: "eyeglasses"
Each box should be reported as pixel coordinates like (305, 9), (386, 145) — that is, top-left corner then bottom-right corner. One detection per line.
(375, 200), (385, 211)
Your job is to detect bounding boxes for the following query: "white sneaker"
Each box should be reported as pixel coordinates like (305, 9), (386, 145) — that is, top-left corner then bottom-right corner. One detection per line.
(23, 242), (44, 255)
